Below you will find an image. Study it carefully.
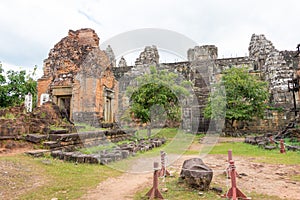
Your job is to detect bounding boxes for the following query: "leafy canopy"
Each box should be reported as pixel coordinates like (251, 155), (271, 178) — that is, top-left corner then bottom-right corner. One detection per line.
(0, 62), (37, 108)
(127, 66), (191, 124)
(204, 67), (269, 123)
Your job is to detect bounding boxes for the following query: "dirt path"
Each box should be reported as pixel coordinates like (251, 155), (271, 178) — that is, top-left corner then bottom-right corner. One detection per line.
(81, 142), (300, 200)
(80, 172), (153, 200)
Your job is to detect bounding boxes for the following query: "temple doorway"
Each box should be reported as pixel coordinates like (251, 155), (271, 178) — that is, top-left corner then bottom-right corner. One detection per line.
(104, 88), (114, 122)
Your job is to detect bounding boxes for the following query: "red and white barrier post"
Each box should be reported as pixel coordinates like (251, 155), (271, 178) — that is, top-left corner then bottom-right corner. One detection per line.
(159, 151), (170, 177)
(146, 162), (164, 199)
(280, 139), (286, 154)
(222, 160), (251, 200)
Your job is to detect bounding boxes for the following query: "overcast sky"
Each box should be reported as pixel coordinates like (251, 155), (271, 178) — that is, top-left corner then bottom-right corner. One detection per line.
(1, 0), (300, 76)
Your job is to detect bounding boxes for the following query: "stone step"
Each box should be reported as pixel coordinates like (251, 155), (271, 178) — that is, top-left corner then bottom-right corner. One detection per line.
(49, 129), (69, 134)
(25, 149), (50, 157)
(25, 134), (47, 143)
(50, 137), (166, 164)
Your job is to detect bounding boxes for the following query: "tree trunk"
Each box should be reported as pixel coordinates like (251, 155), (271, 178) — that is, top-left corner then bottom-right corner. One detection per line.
(147, 123), (152, 137)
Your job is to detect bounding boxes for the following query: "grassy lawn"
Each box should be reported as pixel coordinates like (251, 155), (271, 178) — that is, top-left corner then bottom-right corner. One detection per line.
(0, 154), (121, 200)
(209, 142), (300, 165)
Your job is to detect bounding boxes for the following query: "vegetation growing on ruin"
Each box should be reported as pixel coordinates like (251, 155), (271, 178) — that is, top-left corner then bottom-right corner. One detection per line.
(127, 66), (191, 135)
(204, 67), (269, 133)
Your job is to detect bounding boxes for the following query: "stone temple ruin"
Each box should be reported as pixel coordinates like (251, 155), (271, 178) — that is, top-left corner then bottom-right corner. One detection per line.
(37, 28), (300, 133)
(37, 29), (118, 127)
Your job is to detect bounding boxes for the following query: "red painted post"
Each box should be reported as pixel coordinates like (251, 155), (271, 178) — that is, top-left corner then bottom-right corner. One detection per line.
(227, 150), (234, 178)
(146, 162), (164, 200)
(159, 151), (170, 177)
(228, 149), (233, 161)
(222, 160), (251, 200)
(280, 139), (286, 153)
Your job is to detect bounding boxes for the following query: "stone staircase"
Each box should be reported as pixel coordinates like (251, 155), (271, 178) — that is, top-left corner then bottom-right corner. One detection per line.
(25, 128), (135, 151)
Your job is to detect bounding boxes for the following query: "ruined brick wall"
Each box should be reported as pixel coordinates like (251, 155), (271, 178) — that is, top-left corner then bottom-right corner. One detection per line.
(37, 28), (117, 126)
(37, 28), (100, 104)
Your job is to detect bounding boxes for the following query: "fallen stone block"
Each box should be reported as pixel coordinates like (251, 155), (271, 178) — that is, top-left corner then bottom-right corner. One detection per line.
(180, 158), (213, 191)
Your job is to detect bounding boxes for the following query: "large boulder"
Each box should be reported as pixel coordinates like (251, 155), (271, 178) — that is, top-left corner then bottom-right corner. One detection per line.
(180, 158), (213, 191)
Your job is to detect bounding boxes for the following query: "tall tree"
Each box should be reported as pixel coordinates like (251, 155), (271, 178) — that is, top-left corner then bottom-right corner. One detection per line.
(127, 66), (190, 136)
(0, 63), (37, 108)
(204, 67), (269, 133)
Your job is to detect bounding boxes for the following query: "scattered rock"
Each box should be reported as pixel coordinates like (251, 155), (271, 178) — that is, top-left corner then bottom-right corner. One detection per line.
(211, 187), (223, 194)
(41, 160), (52, 165)
(239, 172), (248, 177)
(264, 145), (276, 150)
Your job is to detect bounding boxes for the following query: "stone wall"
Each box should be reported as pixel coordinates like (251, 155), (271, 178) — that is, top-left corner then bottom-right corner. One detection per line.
(114, 46), (213, 133)
(37, 28), (298, 133)
(113, 34), (298, 133)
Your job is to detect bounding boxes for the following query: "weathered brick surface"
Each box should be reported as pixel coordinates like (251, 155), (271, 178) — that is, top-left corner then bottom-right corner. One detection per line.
(37, 28), (118, 125)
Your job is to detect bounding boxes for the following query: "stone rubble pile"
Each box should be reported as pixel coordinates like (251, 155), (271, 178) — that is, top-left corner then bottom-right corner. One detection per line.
(245, 131), (300, 151)
(50, 137), (166, 164)
(0, 102), (73, 139)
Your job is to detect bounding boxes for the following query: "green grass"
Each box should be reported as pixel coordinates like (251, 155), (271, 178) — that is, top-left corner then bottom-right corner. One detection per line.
(134, 175), (282, 200)
(0, 112), (15, 119)
(284, 137), (300, 146)
(78, 143), (118, 154)
(75, 123), (107, 132)
(209, 142), (300, 165)
(291, 174), (300, 182)
(134, 128), (178, 139)
(107, 128), (198, 171)
(0, 154), (121, 200)
(49, 125), (68, 131)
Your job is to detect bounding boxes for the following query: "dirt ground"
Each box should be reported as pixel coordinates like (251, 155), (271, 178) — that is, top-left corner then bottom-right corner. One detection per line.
(0, 140), (34, 156)
(81, 141), (300, 200)
(0, 156), (46, 199)
(0, 139), (299, 200)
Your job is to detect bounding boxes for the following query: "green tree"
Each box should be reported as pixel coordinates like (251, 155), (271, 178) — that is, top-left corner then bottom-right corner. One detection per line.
(127, 66), (190, 136)
(0, 62), (37, 108)
(204, 67), (269, 134)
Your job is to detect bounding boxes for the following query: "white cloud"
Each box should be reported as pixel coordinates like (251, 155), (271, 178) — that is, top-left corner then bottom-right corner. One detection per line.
(1, 0), (300, 74)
